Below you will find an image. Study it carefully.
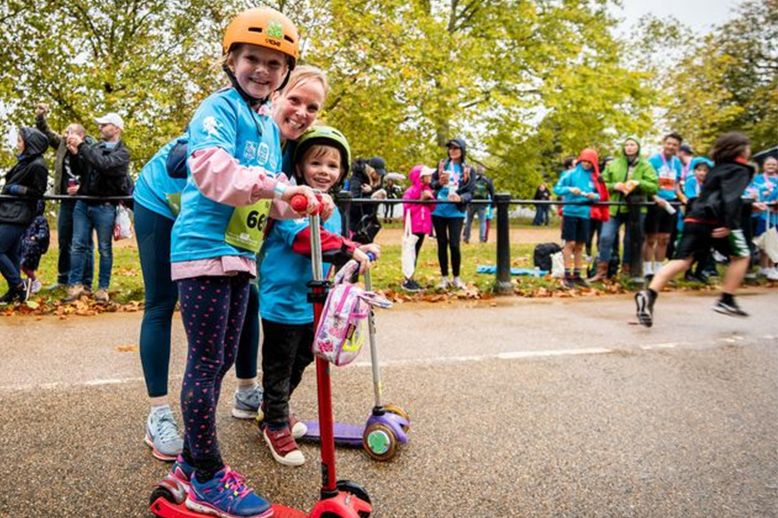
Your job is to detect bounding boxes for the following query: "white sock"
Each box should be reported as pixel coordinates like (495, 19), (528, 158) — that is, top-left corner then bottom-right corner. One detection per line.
(237, 382), (258, 394)
(653, 261), (663, 274)
(643, 261), (653, 275)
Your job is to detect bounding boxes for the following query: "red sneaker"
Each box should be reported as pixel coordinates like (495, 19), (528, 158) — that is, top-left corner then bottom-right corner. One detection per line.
(263, 426), (305, 466)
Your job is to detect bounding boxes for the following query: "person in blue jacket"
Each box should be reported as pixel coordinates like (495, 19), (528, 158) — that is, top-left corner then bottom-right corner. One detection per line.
(258, 126), (378, 466)
(749, 156), (778, 279)
(161, 8), (320, 517)
(554, 148), (600, 288)
(430, 137), (476, 290)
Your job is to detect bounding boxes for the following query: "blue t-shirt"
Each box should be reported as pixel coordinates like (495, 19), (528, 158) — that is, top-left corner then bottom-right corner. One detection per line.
(432, 161), (466, 218)
(171, 88), (282, 263)
(683, 175), (702, 201)
(648, 154), (683, 200)
(259, 207), (343, 325)
(749, 174), (778, 224)
(133, 138), (187, 221)
(553, 164), (599, 219)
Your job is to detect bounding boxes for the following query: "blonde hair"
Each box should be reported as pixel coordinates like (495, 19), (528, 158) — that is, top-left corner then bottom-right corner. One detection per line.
(276, 65), (329, 100)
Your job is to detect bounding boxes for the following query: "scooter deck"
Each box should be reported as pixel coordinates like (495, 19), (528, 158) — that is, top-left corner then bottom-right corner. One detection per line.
(150, 498), (307, 518)
(300, 421), (364, 447)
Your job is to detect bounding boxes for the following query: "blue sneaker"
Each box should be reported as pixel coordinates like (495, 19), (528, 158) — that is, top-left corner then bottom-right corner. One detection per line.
(185, 467), (273, 518)
(169, 455), (194, 493)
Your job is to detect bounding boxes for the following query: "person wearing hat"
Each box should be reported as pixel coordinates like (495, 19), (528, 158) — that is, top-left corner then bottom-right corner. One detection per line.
(34, 103), (96, 291)
(64, 111), (132, 303)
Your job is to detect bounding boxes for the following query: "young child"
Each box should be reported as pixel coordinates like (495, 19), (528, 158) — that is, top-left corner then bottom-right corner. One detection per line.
(635, 132), (755, 327)
(553, 148), (600, 288)
(401, 165), (435, 292)
(20, 200), (50, 296)
(165, 8), (320, 517)
(258, 126), (379, 466)
(682, 157), (714, 282)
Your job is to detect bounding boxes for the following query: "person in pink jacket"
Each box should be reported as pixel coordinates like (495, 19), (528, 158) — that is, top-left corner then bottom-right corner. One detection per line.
(402, 165), (435, 291)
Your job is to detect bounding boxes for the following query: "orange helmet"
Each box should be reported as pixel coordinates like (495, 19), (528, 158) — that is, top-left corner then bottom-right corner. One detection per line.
(222, 7), (300, 68)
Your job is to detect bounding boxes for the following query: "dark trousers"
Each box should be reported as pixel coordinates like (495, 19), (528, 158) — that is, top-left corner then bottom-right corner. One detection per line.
(57, 200), (93, 286)
(261, 318), (314, 427)
(136, 204), (178, 398)
(432, 216), (463, 277)
(0, 223), (26, 288)
(179, 275), (250, 481)
(236, 284), (260, 380)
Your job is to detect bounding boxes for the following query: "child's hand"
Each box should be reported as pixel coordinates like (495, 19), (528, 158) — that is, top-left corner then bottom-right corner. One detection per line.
(439, 172), (450, 186)
(319, 193), (334, 221)
(352, 248), (374, 273)
(448, 192), (461, 202)
(359, 243), (381, 260)
(614, 182), (626, 193)
(282, 185), (320, 215)
(570, 187), (581, 195)
(586, 192), (597, 200)
(421, 190), (434, 200)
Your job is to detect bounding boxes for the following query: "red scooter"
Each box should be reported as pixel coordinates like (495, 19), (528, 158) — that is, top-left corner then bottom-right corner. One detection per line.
(149, 193), (372, 517)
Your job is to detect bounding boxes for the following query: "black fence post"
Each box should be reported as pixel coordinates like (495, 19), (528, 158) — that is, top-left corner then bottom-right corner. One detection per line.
(627, 200), (643, 282)
(493, 193), (513, 294)
(336, 190), (352, 237)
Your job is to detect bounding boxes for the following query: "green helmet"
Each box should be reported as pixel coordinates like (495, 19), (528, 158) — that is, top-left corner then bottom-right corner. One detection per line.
(293, 125), (351, 189)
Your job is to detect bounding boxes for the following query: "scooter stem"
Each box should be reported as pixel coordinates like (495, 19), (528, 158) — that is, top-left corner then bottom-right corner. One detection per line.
(363, 268), (383, 408)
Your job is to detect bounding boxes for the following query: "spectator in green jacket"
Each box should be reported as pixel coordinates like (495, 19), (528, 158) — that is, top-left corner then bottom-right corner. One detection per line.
(589, 136), (658, 281)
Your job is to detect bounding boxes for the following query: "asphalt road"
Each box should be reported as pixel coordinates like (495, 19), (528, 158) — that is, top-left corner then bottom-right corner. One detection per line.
(1, 289), (777, 517)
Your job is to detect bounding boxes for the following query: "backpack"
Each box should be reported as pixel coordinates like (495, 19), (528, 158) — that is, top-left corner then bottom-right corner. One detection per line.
(473, 175), (491, 200)
(313, 261), (392, 366)
(533, 242), (562, 272)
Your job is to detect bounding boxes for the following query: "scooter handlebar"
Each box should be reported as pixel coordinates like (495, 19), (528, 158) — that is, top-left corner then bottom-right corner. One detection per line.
(290, 192), (323, 215)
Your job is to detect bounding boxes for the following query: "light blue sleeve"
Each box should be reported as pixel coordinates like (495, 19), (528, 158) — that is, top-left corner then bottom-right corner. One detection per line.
(683, 177), (698, 199)
(187, 94), (238, 156)
(554, 171), (571, 196)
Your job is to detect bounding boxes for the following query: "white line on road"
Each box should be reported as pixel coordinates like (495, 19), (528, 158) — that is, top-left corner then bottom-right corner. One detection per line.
(0, 342), (714, 393)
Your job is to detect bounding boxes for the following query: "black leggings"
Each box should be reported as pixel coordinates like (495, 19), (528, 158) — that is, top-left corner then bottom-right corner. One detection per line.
(432, 216), (463, 277)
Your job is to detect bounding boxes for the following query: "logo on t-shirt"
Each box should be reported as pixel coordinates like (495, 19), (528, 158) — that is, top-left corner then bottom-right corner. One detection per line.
(243, 141), (258, 162)
(257, 142), (270, 166)
(203, 116), (219, 137)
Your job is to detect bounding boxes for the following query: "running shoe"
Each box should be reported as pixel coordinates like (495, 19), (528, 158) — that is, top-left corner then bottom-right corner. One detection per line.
(169, 455), (194, 493)
(634, 290), (654, 327)
(232, 386), (263, 420)
(713, 299), (748, 317)
(145, 407), (184, 461)
(186, 467), (273, 518)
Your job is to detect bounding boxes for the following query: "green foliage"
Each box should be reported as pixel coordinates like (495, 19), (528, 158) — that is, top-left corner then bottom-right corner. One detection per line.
(0, 0), (659, 196)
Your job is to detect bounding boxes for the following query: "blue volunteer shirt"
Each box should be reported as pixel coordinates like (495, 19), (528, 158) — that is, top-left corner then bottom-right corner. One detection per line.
(683, 175), (702, 201)
(170, 88), (282, 264)
(553, 164), (599, 219)
(259, 207), (343, 325)
(133, 138), (186, 221)
(648, 153), (683, 200)
(750, 174), (778, 224)
(432, 161), (466, 218)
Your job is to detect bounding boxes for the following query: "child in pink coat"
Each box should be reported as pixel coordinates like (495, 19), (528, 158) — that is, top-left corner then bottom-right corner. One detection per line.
(401, 165), (435, 291)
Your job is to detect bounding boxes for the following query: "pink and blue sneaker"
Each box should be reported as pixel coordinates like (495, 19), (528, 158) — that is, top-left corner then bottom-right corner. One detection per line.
(185, 467), (273, 518)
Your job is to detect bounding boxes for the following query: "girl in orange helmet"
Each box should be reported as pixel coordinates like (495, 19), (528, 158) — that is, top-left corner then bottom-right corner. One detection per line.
(164, 7), (322, 518)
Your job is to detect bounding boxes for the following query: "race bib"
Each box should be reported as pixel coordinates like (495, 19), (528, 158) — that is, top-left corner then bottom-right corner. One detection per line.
(658, 165), (677, 191)
(225, 200), (272, 253)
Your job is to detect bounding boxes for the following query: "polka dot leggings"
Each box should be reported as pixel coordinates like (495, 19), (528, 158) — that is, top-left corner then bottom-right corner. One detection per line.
(177, 274), (250, 482)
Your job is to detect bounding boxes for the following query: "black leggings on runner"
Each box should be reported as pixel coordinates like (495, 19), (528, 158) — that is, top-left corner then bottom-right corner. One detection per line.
(432, 216), (463, 277)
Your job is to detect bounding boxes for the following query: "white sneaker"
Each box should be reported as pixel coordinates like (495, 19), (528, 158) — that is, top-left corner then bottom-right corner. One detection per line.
(145, 407), (184, 462)
(766, 268), (778, 281)
(451, 277), (466, 290)
(436, 277), (450, 290)
(30, 279), (42, 294)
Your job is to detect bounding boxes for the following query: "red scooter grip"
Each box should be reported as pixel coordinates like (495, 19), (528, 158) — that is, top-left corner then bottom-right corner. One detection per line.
(290, 193), (323, 214)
